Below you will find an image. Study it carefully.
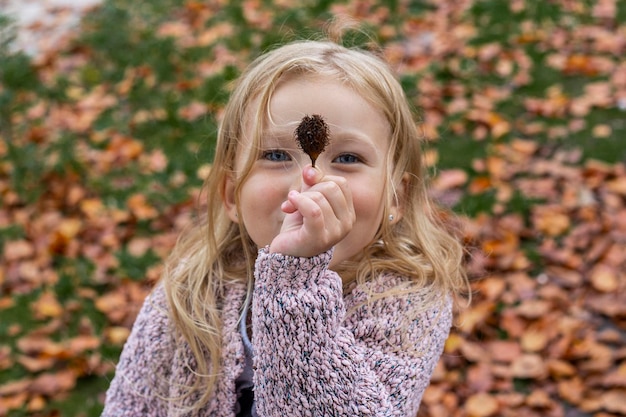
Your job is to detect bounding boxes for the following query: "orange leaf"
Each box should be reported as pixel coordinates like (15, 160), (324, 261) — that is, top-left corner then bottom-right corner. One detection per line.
(468, 176), (492, 194)
(127, 194), (158, 220)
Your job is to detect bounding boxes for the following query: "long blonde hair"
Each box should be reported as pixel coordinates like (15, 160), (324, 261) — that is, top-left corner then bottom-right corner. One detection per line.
(163, 39), (467, 411)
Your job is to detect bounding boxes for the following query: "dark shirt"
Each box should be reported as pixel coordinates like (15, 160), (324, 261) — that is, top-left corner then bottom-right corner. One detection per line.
(234, 299), (257, 417)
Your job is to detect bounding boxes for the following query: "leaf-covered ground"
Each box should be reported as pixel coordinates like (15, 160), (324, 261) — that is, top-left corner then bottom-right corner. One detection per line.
(0, 0), (625, 416)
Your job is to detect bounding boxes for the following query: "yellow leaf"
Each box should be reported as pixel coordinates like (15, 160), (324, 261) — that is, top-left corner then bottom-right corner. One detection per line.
(105, 327), (130, 346)
(31, 292), (63, 319)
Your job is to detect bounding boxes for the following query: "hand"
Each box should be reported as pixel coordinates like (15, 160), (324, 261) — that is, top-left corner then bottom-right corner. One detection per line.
(269, 165), (355, 258)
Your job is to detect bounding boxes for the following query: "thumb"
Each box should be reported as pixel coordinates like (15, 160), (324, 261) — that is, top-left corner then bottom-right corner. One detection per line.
(301, 165), (323, 190)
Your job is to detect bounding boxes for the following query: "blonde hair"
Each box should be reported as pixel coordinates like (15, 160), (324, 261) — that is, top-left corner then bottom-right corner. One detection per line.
(162, 39), (468, 411)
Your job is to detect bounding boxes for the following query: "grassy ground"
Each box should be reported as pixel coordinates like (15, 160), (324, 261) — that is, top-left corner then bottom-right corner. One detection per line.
(1, 0), (625, 416)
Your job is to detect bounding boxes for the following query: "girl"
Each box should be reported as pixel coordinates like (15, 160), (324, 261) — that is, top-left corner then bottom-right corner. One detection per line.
(102, 39), (467, 417)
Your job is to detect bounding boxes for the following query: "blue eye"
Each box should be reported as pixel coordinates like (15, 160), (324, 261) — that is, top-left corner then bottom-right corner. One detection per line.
(334, 153), (360, 164)
(262, 150), (291, 162)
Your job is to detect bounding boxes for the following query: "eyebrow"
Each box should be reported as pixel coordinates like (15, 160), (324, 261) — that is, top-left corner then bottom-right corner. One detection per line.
(263, 124), (382, 152)
(329, 130), (379, 150)
(259, 130), (298, 149)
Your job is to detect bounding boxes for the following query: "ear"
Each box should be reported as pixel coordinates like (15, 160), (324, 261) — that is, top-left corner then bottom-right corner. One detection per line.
(222, 175), (240, 223)
(389, 172), (410, 224)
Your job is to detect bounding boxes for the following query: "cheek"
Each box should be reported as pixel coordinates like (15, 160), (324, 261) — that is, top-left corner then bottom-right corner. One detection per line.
(237, 177), (289, 246)
(352, 185), (386, 236)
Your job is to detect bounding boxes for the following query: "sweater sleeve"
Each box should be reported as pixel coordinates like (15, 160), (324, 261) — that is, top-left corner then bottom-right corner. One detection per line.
(101, 284), (174, 417)
(251, 248), (452, 417)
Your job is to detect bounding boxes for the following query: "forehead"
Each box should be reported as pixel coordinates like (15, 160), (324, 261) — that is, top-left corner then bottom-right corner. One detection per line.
(233, 75), (391, 168)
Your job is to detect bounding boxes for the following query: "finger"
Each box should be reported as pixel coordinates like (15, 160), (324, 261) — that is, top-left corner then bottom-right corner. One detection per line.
(309, 176), (354, 224)
(281, 191), (298, 214)
(287, 190), (331, 226)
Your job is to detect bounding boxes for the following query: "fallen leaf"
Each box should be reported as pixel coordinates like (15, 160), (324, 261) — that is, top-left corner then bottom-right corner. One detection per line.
(127, 194), (158, 220)
(557, 377), (585, 404)
(488, 340), (521, 363)
(29, 370), (77, 396)
(465, 392), (499, 417)
(30, 292), (63, 319)
(104, 326), (130, 345)
(511, 354), (547, 379)
(588, 264), (619, 292)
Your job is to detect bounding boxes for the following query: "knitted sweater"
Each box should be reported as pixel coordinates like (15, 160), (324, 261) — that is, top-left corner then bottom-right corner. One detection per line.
(102, 249), (452, 417)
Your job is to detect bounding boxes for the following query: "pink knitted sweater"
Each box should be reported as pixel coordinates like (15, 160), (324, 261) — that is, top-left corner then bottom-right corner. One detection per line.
(102, 249), (452, 416)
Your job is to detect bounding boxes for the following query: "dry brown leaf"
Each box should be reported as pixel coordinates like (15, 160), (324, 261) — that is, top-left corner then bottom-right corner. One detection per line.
(488, 340), (521, 363)
(0, 392), (29, 414)
(0, 379), (31, 396)
(588, 264), (620, 292)
(16, 354), (55, 373)
(95, 291), (127, 321)
(520, 329), (549, 353)
(532, 206), (571, 236)
(460, 341), (490, 363)
(547, 359), (578, 380)
(467, 362), (493, 392)
(456, 302), (496, 334)
(16, 335), (63, 357)
(465, 392), (499, 417)
(29, 370), (77, 396)
(511, 354), (547, 379)
(432, 169), (468, 190)
(67, 335), (100, 355)
(3, 240), (35, 262)
(525, 389), (553, 409)
(474, 277), (506, 301)
(606, 177), (626, 196)
(127, 237), (152, 258)
(557, 377), (585, 404)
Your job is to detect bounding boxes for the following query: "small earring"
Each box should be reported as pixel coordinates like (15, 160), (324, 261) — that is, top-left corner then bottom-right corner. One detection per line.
(388, 214), (394, 222)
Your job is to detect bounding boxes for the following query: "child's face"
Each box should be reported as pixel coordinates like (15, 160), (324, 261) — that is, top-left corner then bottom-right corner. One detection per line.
(227, 76), (395, 268)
